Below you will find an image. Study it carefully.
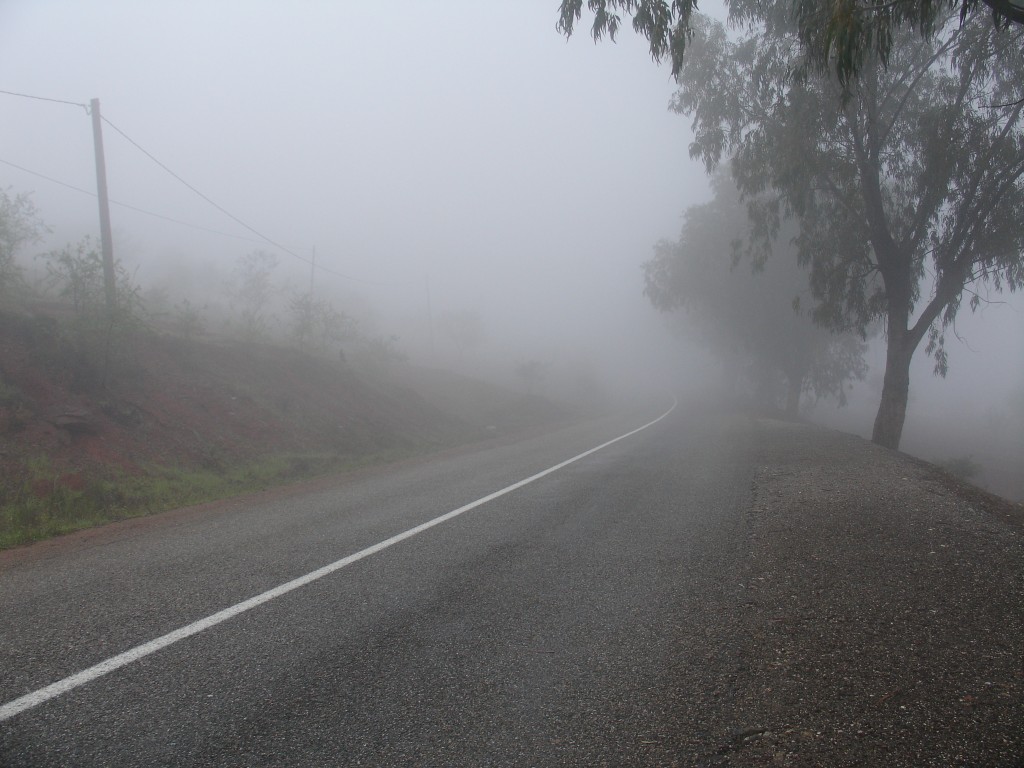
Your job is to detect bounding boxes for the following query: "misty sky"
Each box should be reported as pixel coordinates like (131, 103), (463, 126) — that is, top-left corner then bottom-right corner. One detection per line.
(0, 0), (713, 381)
(1, 1), (1022, 442)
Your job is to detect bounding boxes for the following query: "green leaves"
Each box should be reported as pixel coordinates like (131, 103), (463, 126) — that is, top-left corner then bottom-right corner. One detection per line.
(674, 11), (1024, 345)
(557, 0), (1021, 89)
(557, 0), (698, 75)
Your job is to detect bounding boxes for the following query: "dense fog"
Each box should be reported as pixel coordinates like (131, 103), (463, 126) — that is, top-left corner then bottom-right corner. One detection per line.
(0, 1), (707, 392)
(1, 1), (1021, 498)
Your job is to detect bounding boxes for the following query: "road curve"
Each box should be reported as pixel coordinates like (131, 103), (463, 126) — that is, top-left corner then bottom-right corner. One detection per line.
(0, 400), (757, 767)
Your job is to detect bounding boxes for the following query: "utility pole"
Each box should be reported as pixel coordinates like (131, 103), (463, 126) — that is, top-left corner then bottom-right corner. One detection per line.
(309, 245), (316, 298)
(425, 273), (435, 357)
(90, 98), (117, 313)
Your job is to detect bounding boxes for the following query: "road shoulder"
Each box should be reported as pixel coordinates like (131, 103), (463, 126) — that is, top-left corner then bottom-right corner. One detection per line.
(723, 418), (1024, 766)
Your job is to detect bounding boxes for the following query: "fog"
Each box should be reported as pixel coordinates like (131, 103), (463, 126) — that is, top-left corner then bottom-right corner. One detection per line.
(817, 312), (1024, 500)
(1, 1), (1021, 496)
(0, 1), (712, 394)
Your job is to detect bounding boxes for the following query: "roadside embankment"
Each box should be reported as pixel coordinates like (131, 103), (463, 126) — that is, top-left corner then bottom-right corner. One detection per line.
(0, 308), (576, 548)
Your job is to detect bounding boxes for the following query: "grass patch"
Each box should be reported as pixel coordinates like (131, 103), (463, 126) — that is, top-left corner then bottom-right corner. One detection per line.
(0, 449), (413, 550)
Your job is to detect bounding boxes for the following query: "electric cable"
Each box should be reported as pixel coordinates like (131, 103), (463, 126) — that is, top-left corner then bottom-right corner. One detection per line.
(0, 89), (415, 286)
(0, 89), (86, 109)
(100, 114), (411, 286)
(0, 157), (271, 244)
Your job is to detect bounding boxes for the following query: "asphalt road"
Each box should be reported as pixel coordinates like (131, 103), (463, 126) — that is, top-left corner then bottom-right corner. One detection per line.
(0, 400), (759, 767)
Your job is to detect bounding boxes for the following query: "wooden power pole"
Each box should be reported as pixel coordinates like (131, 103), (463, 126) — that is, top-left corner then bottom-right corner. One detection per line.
(90, 97), (117, 313)
(425, 273), (435, 357)
(309, 245), (316, 298)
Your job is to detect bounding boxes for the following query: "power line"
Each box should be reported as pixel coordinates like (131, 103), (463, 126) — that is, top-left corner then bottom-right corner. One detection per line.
(4, 149), (403, 287)
(0, 157), (272, 245)
(0, 89), (413, 287)
(0, 88), (87, 109)
(100, 115), (298, 256)
(0, 157), (93, 196)
(98, 114), (404, 285)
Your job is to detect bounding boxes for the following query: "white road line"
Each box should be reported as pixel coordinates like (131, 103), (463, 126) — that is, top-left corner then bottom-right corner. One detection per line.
(0, 398), (677, 722)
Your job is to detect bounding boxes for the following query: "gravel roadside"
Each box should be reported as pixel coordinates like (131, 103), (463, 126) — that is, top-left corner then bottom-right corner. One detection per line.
(717, 417), (1024, 767)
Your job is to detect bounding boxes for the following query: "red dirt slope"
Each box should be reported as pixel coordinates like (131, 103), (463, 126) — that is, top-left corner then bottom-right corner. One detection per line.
(0, 309), (478, 488)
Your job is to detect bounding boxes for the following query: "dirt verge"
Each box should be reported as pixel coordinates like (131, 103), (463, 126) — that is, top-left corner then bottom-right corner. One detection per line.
(724, 418), (1024, 766)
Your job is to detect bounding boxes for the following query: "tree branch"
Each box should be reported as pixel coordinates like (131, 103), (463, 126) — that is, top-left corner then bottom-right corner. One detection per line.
(979, 0), (1024, 25)
(877, 29), (960, 147)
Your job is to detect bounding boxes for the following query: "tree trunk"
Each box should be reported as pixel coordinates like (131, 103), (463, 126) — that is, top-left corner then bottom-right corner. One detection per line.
(871, 329), (914, 450)
(785, 375), (802, 419)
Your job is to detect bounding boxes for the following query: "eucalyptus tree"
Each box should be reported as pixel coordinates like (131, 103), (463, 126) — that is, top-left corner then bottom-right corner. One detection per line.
(644, 170), (867, 417)
(562, 3), (1023, 448)
(671, 14), (1024, 448)
(557, 0), (1024, 86)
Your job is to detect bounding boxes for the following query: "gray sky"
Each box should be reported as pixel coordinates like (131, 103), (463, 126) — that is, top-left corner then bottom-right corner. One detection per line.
(0, 0), (711, 386)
